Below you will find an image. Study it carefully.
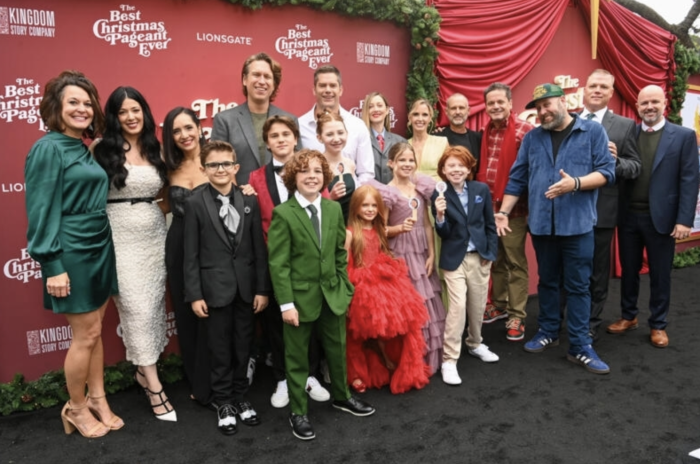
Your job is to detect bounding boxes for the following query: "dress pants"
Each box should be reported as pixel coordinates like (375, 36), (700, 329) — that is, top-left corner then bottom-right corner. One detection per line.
(589, 227), (615, 332)
(284, 300), (350, 416)
(206, 292), (254, 404)
(619, 212), (675, 329)
(263, 295), (321, 382)
(442, 252), (491, 362)
(491, 216), (529, 320)
(531, 232), (593, 347)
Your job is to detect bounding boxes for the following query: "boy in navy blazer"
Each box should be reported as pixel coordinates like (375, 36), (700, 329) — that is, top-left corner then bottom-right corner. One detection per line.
(431, 146), (499, 386)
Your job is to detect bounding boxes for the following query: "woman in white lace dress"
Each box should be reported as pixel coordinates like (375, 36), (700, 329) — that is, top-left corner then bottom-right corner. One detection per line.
(93, 86), (176, 421)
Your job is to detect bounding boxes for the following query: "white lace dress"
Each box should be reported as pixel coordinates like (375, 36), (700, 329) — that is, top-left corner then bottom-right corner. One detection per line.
(106, 165), (167, 366)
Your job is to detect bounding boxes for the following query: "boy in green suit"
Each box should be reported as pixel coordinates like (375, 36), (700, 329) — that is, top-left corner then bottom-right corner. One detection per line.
(267, 149), (375, 441)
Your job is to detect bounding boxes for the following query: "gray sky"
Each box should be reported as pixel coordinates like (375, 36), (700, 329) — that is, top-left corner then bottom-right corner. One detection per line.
(635, 0), (694, 24)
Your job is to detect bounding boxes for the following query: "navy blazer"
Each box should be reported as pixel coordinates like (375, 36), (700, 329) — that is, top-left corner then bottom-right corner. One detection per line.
(620, 121), (699, 235)
(431, 180), (498, 271)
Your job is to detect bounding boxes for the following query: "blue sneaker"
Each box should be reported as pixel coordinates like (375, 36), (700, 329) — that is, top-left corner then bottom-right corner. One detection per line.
(567, 345), (610, 374)
(523, 330), (559, 353)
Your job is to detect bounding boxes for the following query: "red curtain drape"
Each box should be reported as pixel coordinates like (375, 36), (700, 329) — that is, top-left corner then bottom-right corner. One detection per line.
(433, 0), (570, 129)
(433, 0), (676, 126)
(576, 0), (676, 119)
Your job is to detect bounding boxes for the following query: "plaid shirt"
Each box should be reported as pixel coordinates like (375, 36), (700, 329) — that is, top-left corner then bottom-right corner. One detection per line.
(484, 117), (534, 218)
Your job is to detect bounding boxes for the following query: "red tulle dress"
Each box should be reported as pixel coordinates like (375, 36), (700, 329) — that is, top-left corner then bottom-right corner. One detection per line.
(346, 228), (430, 394)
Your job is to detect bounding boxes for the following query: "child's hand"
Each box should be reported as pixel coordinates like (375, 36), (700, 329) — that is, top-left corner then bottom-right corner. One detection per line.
(282, 308), (300, 327)
(480, 259), (491, 267)
(240, 184), (257, 196)
(192, 300), (209, 318)
(329, 180), (346, 200)
(425, 254), (434, 276)
(253, 295), (269, 313)
(434, 196), (446, 221)
(400, 217), (415, 232)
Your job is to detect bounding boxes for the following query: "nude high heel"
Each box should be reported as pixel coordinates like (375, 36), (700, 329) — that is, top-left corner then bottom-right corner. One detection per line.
(87, 394), (125, 430)
(60, 401), (110, 438)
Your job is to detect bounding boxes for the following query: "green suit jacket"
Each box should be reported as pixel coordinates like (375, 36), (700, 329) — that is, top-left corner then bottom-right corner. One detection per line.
(267, 195), (354, 322)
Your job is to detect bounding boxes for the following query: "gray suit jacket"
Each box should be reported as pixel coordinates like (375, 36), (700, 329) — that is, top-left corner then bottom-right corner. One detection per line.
(211, 102), (301, 185)
(370, 130), (407, 184)
(595, 110), (641, 228)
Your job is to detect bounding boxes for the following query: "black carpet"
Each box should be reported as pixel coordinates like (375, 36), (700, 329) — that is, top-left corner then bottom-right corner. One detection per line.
(2, 266), (699, 464)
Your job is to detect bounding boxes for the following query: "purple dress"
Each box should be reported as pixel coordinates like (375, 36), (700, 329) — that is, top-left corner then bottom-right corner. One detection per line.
(371, 175), (446, 375)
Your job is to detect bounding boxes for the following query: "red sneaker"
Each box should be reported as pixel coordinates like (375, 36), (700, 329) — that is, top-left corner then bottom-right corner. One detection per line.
(506, 318), (525, 341)
(483, 304), (508, 324)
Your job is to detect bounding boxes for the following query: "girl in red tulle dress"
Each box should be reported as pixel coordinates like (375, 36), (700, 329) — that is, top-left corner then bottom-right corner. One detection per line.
(344, 185), (430, 394)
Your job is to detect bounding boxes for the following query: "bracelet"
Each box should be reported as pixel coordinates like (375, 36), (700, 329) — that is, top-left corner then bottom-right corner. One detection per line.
(572, 177), (581, 193)
(497, 211), (509, 217)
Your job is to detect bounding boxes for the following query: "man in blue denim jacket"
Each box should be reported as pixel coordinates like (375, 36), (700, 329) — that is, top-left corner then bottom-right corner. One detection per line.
(495, 84), (615, 375)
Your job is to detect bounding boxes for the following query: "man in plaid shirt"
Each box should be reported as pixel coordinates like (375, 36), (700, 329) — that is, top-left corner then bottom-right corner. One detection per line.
(477, 82), (534, 342)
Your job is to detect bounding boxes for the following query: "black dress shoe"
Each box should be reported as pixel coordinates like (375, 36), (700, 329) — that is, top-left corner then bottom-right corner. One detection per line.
(289, 413), (315, 440)
(235, 400), (261, 426)
(217, 404), (237, 435)
(332, 396), (375, 417)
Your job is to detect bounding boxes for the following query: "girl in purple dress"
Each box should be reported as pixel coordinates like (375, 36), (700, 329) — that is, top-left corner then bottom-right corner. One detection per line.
(370, 142), (446, 375)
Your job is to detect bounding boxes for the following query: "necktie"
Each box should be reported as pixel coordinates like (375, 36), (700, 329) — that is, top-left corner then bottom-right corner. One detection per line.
(218, 194), (240, 235)
(585, 113), (595, 121)
(377, 134), (385, 151)
(307, 204), (321, 245)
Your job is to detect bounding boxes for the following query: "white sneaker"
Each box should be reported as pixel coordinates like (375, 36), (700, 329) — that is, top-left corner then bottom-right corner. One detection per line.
(468, 344), (499, 363)
(440, 362), (462, 385)
(305, 376), (330, 402)
(270, 379), (289, 408)
(247, 357), (256, 386)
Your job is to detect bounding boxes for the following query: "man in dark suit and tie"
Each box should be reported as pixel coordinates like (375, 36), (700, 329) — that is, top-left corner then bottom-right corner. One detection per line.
(608, 85), (699, 348)
(578, 69), (641, 341)
(183, 141), (271, 435)
(211, 52), (301, 185)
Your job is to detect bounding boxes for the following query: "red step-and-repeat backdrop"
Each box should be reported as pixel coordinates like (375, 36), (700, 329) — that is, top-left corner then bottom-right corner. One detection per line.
(0, 0), (410, 382)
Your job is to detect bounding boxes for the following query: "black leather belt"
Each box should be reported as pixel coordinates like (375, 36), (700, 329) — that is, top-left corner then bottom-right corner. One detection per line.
(107, 197), (156, 205)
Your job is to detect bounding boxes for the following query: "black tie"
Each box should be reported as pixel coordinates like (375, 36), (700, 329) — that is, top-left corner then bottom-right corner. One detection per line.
(307, 204), (321, 245)
(273, 164), (284, 174)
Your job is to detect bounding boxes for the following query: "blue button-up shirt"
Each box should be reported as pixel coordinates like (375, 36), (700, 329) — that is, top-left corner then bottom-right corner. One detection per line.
(504, 114), (615, 236)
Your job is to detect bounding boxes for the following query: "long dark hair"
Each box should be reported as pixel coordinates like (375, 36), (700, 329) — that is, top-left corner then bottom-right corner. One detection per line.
(94, 86), (167, 189)
(162, 107), (205, 172)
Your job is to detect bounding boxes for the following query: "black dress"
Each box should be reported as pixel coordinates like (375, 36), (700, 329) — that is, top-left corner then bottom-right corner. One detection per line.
(166, 185), (211, 404)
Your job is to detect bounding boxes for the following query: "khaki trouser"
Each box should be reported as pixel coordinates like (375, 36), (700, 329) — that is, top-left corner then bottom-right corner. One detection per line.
(491, 216), (529, 320)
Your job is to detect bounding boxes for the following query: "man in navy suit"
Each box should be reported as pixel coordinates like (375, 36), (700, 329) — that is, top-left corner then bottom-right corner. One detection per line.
(608, 85), (699, 348)
(211, 52), (301, 184)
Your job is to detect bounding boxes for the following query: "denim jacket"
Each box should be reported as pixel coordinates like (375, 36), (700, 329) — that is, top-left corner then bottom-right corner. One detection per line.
(504, 114), (615, 236)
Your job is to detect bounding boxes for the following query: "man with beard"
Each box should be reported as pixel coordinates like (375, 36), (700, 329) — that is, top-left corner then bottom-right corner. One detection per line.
(495, 84), (615, 374)
(608, 85), (699, 348)
(435, 94), (482, 169)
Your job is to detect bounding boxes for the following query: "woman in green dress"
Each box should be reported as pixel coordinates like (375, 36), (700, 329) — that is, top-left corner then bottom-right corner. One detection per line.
(25, 70), (122, 438)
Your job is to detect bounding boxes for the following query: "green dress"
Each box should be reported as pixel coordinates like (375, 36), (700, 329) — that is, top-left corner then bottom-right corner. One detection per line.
(25, 131), (118, 314)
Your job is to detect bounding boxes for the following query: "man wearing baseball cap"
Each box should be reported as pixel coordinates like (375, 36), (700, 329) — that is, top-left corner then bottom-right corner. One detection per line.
(494, 83), (616, 374)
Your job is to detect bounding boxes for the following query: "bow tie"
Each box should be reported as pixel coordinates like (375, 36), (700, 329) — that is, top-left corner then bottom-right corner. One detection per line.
(273, 164), (284, 174)
(218, 194), (240, 235)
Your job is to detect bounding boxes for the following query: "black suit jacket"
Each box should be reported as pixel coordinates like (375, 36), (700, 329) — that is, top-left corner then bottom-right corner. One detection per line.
(593, 110), (641, 228)
(183, 184), (270, 307)
(210, 102), (301, 185)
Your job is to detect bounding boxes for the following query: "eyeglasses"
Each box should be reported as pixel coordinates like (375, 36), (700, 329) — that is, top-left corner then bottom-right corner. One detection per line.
(204, 161), (237, 171)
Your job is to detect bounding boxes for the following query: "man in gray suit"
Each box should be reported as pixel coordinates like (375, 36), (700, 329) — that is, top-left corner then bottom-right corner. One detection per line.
(579, 69), (641, 340)
(211, 52), (300, 185)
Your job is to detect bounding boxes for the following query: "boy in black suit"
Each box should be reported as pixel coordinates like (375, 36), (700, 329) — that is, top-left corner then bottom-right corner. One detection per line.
(183, 141), (270, 435)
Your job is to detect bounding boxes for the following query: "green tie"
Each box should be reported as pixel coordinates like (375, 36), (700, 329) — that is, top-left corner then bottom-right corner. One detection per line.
(586, 113), (595, 120)
(307, 204), (321, 245)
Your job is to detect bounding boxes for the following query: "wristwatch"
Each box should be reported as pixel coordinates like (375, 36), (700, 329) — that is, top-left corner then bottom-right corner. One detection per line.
(497, 211), (509, 217)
